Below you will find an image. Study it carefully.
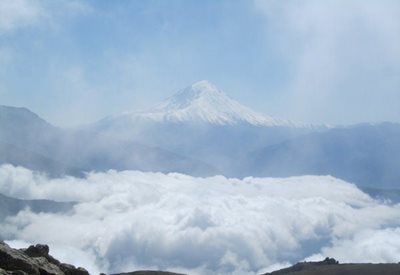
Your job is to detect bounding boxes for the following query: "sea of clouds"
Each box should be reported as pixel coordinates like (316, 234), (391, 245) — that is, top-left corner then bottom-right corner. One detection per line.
(0, 164), (399, 274)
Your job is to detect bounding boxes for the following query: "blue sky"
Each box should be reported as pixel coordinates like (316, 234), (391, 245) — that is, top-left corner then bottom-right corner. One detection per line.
(0, 0), (399, 126)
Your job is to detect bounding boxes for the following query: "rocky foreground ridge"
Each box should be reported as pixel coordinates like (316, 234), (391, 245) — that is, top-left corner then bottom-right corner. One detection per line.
(0, 241), (89, 275)
(263, 257), (400, 275)
(2, 241), (400, 275)
(0, 242), (184, 275)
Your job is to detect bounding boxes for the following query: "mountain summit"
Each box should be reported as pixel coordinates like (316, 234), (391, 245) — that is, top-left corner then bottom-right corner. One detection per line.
(125, 80), (292, 126)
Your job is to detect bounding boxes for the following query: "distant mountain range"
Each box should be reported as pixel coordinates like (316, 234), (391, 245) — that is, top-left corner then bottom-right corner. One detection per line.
(246, 122), (400, 189)
(1, 81), (399, 189)
(0, 104), (216, 176)
(0, 192), (74, 220)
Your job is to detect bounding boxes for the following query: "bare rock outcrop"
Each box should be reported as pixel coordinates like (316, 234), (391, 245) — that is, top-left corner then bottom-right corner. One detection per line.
(263, 257), (400, 275)
(0, 241), (89, 275)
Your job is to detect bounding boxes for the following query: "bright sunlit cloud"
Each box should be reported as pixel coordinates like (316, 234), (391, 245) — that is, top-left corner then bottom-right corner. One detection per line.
(1, 165), (399, 274)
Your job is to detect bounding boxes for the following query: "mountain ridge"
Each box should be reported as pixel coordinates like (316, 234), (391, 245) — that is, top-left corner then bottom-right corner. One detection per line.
(107, 80), (299, 127)
(1, 82), (399, 189)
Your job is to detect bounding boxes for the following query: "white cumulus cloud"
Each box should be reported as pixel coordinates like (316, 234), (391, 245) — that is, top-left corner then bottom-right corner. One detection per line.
(0, 164), (399, 274)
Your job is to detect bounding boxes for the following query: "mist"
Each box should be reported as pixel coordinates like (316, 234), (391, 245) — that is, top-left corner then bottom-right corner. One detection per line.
(1, 1), (400, 274)
(1, 165), (400, 274)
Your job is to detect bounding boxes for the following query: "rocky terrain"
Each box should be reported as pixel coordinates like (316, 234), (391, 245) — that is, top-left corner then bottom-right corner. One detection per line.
(264, 257), (400, 275)
(2, 242), (400, 275)
(0, 242), (185, 275)
(0, 241), (89, 275)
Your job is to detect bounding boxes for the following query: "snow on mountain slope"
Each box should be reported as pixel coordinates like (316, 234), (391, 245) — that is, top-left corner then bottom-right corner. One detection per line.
(116, 80), (296, 126)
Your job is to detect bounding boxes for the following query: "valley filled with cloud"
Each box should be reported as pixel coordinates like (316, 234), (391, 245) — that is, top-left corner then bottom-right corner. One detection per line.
(1, 1), (399, 274)
(0, 164), (399, 274)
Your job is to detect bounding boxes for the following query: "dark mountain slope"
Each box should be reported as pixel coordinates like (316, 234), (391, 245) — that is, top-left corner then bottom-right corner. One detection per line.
(0, 105), (62, 156)
(0, 105), (217, 177)
(0, 142), (84, 177)
(0, 192), (74, 221)
(248, 123), (400, 188)
(92, 120), (314, 177)
(65, 129), (218, 176)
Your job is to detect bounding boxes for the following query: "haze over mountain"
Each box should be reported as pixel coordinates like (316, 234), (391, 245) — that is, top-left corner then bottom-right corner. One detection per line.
(1, 1), (399, 274)
(104, 80), (295, 126)
(0, 103), (216, 177)
(246, 122), (400, 189)
(0, 192), (74, 221)
(89, 81), (319, 176)
(1, 81), (399, 189)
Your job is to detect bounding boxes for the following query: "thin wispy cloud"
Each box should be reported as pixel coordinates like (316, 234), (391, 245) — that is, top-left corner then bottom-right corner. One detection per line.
(0, 2), (399, 275)
(0, 0), (44, 33)
(254, 0), (400, 124)
(1, 1), (399, 126)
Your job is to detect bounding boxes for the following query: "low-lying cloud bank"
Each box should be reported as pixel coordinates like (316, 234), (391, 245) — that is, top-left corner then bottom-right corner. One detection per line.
(0, 164), (399, 274)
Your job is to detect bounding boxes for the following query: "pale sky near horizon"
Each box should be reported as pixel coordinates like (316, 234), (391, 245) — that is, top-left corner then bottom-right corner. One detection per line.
(0, 0), (399, 127)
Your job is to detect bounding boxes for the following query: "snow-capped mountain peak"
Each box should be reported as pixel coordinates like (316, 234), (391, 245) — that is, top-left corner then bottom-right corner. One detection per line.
(153, 80), (227, 112)
(119, 80), (295, 126)
(172, 80), (222, 102)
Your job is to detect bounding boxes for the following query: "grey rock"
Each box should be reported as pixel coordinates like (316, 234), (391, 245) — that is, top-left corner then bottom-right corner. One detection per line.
(0, 241), (40, 275)
(0, 241), (89, 275)
(0, 268), (29, 275)
(263, 257), (400, 275)
(23, 244), (49, 258)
